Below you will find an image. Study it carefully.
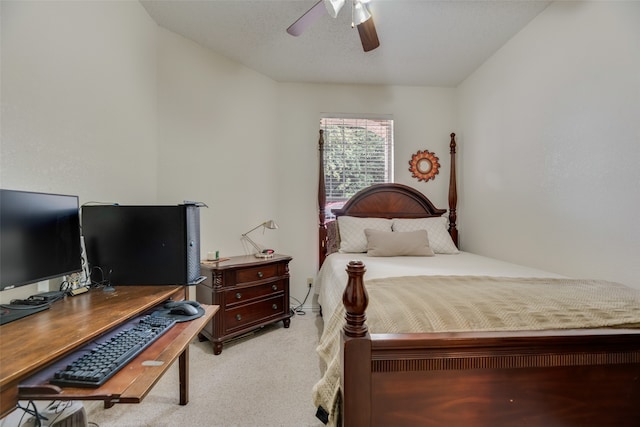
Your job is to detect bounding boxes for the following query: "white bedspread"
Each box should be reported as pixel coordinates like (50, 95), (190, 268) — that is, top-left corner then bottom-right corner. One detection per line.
(316, 251), (565, 322)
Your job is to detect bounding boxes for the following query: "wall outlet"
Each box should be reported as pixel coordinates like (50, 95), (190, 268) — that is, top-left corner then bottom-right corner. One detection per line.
(37, 280), (49, 292)
(307, 277), (313, 288)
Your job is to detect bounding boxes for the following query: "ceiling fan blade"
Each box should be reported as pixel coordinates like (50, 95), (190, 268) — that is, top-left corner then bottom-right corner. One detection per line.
(286, 0), (327, 37)
(357, 17), (380, 52)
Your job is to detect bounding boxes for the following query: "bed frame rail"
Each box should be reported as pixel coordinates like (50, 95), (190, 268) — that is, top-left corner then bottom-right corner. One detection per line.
(341, 261), (640, 427)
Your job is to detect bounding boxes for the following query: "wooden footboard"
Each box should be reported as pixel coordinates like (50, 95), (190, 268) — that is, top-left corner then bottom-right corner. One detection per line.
(341, 261), (640, 427)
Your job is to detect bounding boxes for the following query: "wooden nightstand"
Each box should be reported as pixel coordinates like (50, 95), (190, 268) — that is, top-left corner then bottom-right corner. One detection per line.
(196, 254), (292, 355)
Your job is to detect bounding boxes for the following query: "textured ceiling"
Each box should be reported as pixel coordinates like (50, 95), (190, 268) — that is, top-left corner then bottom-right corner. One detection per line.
(140, 0), (551, 87)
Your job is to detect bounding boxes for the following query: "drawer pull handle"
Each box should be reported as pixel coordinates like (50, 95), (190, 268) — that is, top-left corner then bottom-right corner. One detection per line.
(236, 292), (242, 299)
(272, 304), (278, 310)
(257, 271), (264, 279)
(236, 314), (242, 321)
(272, 284), (278, 291)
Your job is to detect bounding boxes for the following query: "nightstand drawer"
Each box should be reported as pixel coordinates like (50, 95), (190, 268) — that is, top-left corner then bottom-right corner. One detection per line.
(225, 295), (286, 332)
(235, 264), (278, 284)
(224, 281), (284, 306)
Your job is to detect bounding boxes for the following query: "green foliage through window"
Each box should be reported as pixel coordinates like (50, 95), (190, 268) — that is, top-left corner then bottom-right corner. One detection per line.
(321, 117), (394, 217)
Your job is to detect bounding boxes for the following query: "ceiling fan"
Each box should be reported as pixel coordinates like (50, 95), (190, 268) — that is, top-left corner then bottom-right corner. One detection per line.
(286, 0), (380, 52)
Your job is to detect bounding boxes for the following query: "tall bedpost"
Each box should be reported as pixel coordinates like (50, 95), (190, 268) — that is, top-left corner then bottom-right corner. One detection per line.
(341, 260), (371, 427)
(318, 130), (327, 267)
(342, 261), (368, 337)
(448, 132), (459, 247)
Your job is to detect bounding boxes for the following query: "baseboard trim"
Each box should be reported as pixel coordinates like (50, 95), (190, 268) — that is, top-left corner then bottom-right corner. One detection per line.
(292, 303), (320, 314)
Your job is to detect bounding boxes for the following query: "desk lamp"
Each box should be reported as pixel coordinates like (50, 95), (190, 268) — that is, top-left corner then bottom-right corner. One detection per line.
(242, 220), (278, 258)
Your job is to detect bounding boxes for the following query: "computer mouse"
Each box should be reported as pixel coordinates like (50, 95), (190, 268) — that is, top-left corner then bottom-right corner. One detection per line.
(165, 300), (201, 309)
(183, 300), (201, 308)
(169, 303), (199, 316)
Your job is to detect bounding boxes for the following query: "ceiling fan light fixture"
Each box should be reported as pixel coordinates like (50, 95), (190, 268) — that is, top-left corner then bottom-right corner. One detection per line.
(324, 0), (345, 18)
(286, 0), (379, 52)
(353, 0), (372, 25)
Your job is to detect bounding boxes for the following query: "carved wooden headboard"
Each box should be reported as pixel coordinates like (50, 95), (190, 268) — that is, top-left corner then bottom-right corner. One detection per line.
(317, 132), (459, 267)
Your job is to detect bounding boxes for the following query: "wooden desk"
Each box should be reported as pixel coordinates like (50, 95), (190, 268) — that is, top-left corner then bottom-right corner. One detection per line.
(0, 286), (218, 418)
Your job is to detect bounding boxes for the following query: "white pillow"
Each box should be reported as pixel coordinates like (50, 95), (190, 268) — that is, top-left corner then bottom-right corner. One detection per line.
(337, 216), (392, 253)
(392, 217), (459, 254)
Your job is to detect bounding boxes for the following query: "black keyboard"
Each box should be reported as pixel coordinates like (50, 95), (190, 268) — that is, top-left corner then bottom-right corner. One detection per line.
(51, 315), (176, 388)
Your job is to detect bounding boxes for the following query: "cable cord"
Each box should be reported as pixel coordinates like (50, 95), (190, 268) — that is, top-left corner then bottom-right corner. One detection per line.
(13, 400), (92, 427)
(89, 266), (112, 290)
(15, 400), (46, 427)
(291, 285), (312, 315)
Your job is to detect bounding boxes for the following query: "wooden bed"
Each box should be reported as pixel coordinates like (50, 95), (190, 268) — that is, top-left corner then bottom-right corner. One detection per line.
(316, 131), (640, 426)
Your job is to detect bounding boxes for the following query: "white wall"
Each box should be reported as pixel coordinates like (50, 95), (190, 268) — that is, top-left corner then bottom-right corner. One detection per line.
(155, 28), (280, 258)
(277, 84), (456, 304)
(458, 1), (640, 288)
(0, 0), (158, 301)
(1, 1), (158, 202)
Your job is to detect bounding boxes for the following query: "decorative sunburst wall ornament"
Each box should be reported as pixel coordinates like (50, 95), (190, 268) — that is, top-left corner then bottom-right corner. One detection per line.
(409, 150), (440, 182)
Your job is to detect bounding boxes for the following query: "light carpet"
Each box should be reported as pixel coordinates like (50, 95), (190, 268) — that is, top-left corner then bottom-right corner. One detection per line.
(86, 312), (326, 427)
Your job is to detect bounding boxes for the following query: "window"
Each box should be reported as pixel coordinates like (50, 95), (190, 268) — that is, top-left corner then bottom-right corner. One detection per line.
(321, 116), (394, 219)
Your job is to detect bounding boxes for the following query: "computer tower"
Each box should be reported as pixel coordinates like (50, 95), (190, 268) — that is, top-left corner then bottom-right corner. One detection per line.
(82, 204), (204, 286)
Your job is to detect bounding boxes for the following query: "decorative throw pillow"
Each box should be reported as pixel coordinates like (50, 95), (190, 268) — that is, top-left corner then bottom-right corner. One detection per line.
(365, 229), (435, 257)
(392, 217), (459, 254)
(337, 216), (392, 253)
(326, 220), (340, 256)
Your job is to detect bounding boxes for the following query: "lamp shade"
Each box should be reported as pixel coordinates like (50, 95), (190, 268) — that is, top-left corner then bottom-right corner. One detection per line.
(353, 0), (371, 25)
(263, 220), (278, 230)
(324, 0), (345, 18)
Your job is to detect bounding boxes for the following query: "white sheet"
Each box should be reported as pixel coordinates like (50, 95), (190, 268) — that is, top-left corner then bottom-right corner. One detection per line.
(315, 251), (565, 322)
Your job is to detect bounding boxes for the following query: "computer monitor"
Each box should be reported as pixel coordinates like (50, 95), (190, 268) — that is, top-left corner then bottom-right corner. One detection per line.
(0, 189), (83, 291)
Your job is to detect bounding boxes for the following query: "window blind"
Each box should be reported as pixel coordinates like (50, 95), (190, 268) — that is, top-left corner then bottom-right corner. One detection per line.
(321, 117), (394, 217)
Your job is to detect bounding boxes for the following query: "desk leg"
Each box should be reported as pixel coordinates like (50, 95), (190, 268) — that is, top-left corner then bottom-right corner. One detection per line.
(179, 347), (189, 405)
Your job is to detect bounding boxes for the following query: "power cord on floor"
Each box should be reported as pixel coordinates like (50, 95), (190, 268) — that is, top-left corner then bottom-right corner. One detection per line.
(15, 401), (44, 427)
(291, 284), (312, 315)
(9, 400), (101, 427)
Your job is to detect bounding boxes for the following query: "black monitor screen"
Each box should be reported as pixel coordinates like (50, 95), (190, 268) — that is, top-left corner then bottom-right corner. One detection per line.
(0, 189), (82, 291)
